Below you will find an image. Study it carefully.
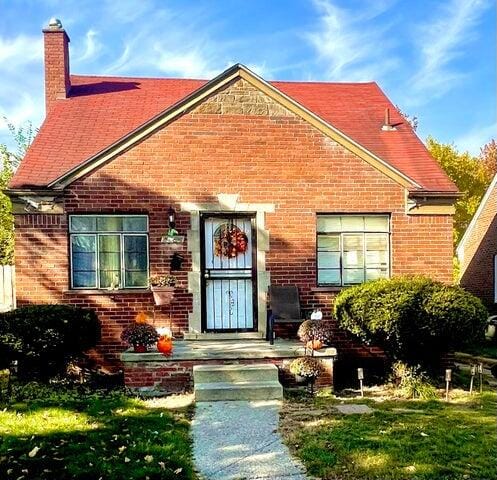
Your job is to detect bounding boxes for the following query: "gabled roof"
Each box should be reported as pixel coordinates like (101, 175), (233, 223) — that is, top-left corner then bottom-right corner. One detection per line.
(10, 64), (457, 193)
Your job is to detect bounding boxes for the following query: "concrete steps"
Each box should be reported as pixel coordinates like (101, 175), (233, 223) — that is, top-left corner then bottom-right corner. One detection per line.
(193, 364), (283, 402)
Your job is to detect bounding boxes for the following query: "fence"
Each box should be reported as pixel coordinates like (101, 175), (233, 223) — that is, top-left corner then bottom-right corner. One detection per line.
(0, 265), (15, 312)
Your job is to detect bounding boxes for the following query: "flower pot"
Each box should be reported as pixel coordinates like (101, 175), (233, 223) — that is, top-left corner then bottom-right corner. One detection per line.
(133, 344), (147, 353)
(294, 374), (309, 385)
(157, 337), (173, 356)
(151, 286), (175, 306)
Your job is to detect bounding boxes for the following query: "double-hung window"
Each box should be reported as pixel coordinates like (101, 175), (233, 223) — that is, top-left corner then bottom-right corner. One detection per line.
(70, 215), (149, 289)
(317, 215), (390, 286)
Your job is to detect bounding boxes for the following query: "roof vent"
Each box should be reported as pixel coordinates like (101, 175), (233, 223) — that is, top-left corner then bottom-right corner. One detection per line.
(47, 18), (63, 30)
(381, 108), (397, 131)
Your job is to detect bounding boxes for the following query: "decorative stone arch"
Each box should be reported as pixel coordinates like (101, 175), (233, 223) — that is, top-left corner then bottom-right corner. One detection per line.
(180, 194), (274, 337)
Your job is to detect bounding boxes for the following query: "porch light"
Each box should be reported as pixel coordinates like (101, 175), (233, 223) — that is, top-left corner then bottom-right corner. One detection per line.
(168, 207), (176, 229)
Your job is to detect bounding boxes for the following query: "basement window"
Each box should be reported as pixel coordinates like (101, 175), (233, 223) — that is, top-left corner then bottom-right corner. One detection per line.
(69, 215), (149, 289)
(316, 214), (390, 286)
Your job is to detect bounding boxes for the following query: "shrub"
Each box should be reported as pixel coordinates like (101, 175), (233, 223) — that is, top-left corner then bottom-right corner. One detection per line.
(334, 276), (487, 370)
(390, 361), (437, 399)
(0, 305), (100, 379)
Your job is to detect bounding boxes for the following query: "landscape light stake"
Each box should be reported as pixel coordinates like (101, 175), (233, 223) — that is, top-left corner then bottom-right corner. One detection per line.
(470, 364), (476, 394)
(445, 369), (452, 402)
(478, 363), (483, 394)
(357, 368), (364, 397)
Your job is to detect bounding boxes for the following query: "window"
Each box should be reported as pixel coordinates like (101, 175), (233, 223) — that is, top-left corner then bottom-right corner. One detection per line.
(69, 215), (148, 289)
(317, 215), (390, 286)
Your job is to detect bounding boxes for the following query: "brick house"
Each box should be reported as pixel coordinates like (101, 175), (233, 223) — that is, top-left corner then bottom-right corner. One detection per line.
(6, 21), (458, 391)
(457, 174), (497, 313)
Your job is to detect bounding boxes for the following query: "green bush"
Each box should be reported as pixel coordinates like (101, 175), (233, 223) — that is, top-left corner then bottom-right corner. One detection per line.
(334, 276), (487, 370)
(390, 361), (438, 399)
(0, 305), (100, 379)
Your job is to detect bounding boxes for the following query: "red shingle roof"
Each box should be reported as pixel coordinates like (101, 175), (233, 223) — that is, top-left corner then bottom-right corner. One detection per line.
(10, 73), (457, 192)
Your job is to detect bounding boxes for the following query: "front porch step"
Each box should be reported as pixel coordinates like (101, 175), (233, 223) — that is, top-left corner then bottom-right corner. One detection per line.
(193, 363), (279, 384)
(193, 363), (283, 401)
(183, 331), (265, 341)
(194, 381), (283, 401)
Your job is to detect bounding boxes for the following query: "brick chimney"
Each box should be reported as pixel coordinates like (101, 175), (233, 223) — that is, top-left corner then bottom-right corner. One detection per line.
(43, 18), (70, 114)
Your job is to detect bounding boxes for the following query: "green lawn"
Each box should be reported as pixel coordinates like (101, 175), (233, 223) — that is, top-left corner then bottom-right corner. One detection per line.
(281, 389), (497, 480)
(0, 384), (196, 479)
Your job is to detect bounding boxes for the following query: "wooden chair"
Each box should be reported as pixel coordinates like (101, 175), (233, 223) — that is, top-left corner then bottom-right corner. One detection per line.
(267, 285), (312, 344)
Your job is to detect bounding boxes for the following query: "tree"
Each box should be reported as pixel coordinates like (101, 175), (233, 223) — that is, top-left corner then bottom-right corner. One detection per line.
(426, 137), (492, 247)
(0, 119), (36, 264)
(480, 139), (497, 177)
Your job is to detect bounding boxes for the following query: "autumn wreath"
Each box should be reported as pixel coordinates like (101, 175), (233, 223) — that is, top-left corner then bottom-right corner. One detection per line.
(214, 223), (249, 258)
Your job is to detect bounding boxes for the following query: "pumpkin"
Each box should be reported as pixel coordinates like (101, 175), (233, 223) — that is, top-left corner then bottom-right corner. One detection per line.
(157, 337), (173, 356)
(135, 311), (149, 324)
(306, 339), (323, 350)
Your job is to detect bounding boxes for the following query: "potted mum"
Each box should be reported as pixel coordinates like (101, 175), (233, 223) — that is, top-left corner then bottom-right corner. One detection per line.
(121, 323), (159, 353)
(289, 356), (324, 392)
(149, 274), (177, 306)
(297, 319), (333, 351)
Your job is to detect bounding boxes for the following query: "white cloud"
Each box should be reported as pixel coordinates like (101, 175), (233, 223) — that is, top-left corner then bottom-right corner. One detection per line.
(306, 0), (399, 81)
(0, 35), (43, 71)
(410, 0), (490, 99)
(455, 122), (496, 155)
(74, 29), (102, 63)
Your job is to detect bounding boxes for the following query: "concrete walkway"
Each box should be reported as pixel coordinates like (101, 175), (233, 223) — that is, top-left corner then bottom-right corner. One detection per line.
(192, 400), (308, 480)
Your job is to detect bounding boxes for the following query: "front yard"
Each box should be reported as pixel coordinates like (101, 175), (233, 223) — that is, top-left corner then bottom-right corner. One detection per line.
(281, 386), (497, 480)
(0, 385), (196, 479)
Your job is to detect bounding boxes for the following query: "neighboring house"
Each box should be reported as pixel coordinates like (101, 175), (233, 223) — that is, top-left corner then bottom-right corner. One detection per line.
(7, 20), (458, 370)
(457, 174), (497, 312)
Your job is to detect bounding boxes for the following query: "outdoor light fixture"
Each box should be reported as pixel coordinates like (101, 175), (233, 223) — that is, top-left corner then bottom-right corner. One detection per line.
(445, 369), (452, 402)
(478, 363), (484, 394)
(168, 207), (176, 229)
(470, 364), (476, 394)
(357, 368), (364, 397)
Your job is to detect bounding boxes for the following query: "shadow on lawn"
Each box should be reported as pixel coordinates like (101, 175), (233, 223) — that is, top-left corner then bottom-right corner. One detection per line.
(0, 392), (196, 480)
(283, 392), (497, 480)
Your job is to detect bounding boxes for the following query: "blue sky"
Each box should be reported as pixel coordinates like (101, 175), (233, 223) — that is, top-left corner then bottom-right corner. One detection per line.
(0, 0), (495, 155)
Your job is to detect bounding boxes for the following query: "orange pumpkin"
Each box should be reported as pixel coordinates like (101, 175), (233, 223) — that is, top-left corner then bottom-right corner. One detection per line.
(157, 337), (173, 356)
(135, 311), (149, 324)
(306, 339), (323, 350)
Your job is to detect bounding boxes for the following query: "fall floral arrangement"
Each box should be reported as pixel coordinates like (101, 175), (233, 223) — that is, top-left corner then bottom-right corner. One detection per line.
(289, 356), (324, 379)
(297, 320), (333, 350)
(214, 224), (248, 258)
(121, 312), (159, 351)
(149, 274), (177, 287)
(121, 323), (159, 349)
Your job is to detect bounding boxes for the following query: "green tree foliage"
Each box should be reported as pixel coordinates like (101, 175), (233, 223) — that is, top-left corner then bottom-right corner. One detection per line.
(0, 119), (36, 264)
(334, 276), (488, 373)
(426, 137), (493, 246)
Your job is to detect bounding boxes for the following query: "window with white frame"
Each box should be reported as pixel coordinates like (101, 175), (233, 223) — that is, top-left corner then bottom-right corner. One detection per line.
(69, 215), (149, 289)
(316, 215), (390, 286)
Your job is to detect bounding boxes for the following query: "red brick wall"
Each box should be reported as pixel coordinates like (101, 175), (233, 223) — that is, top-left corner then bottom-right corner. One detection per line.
(459, 178), (497, 311)
(14, 79), (454, 368)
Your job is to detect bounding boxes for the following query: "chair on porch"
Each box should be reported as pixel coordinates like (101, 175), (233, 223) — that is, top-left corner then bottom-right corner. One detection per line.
(267, 285), (312, 344)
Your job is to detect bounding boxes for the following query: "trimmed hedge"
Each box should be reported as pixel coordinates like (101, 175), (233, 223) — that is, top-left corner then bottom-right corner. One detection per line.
(334, 277), (487, 369)
(0, 305), (100, 379)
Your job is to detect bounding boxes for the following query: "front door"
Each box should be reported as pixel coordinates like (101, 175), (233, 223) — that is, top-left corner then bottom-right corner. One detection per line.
(201, 214), (257, 332)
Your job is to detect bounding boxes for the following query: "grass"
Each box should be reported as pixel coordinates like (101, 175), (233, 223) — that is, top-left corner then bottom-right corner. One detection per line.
(281, 384), (497, 480)
(0, 383), (196, 479)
